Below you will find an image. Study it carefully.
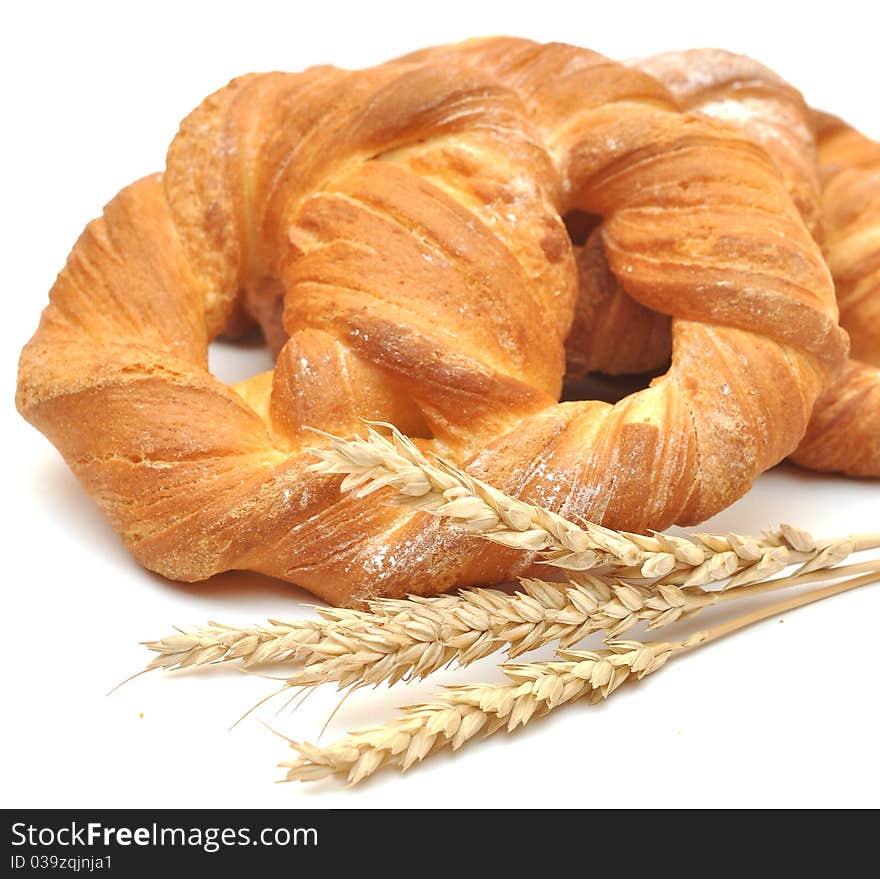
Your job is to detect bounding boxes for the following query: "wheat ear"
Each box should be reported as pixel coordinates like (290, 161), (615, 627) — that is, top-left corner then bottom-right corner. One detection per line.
(142, 559), (880, 688)
(308, 422), (643, 570)
(281, 567), (880, 784)
(141, 423), (879, 688)
(308, 423), (880, 585)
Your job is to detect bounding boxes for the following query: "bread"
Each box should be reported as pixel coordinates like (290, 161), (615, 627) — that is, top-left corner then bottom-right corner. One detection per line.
(789, 113), (880, 474)
(582, 48), (880, 476)
(16, 38), (845, 605)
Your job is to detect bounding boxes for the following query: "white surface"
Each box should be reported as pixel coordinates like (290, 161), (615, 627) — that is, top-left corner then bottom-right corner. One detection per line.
(3, 0), (879, 809)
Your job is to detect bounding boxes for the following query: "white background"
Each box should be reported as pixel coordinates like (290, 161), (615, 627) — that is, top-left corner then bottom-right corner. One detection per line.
(3, 0), (879, 809)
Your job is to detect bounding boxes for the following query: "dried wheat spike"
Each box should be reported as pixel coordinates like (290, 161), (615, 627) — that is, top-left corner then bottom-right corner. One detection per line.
(143, 560), (880, 692)
(309, 422), (643, 570)
(281, 639), (676, 784)
(281, 568), (880, 784)
(310, 424), (879, 584)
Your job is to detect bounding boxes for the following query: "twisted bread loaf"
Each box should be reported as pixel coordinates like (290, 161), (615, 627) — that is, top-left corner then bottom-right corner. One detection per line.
(582, 48), (880, 476)
(791, 113), (880, 474)
(16, 38), (845, 605)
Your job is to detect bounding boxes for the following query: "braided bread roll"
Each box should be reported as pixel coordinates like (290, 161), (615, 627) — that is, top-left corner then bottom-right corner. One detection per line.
(790, 114), (880, 474)
(584, 48), (880, 476)
(16, 38), (845, 605)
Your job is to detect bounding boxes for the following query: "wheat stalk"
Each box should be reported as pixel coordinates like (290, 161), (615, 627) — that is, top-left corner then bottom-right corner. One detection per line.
(281, 568), (880, 784)
(308, 422), (642, 570)
(282, 639), (677, 785)
(143, 558), (880, 696)
(142, 420), (879, 693)
(139, 421), (880, 787)
(142, 422), (876, 683)
(308, 423), (880, 586)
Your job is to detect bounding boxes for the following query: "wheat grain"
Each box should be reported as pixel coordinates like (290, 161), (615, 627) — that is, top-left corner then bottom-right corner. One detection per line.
(144, 559), (880, 705)
(278, 559), (880, 692)
(309, 423), (649, 569)
(141, 422), (879, 696)
(281, 568), (880, 784)
(309, 423), (880, 583)
(140, 421), (880, 787)
(282, 639), (677, 784)
(142, 620), (328, 671)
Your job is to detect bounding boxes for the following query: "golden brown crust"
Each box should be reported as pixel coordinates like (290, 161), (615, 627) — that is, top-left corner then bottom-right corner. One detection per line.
(16, 39), (846, 605)
(579, 48), (879, 477)
(813, 116), (880, 366)
(635, 49), (822, 236)
(565, 231), (671, 379)
(790, 361), (880, 476)
(787, 115), (880, 475)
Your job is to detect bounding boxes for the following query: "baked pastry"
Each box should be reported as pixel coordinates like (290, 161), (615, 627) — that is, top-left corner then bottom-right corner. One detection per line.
(16, 38), (845, 605)
(582, 48), (880, 476)
(790, 113), (880, 474)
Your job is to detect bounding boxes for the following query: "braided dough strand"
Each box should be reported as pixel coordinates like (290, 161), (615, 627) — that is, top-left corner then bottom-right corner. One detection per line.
(789, 113), (880, 475)
(629, 50), (880, 476)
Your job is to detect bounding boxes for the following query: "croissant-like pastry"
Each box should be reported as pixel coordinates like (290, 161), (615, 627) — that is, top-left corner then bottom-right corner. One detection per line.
(584, 48), (880, 476)
(790, 113), (880, 474)
(16, 38), (845, 605)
